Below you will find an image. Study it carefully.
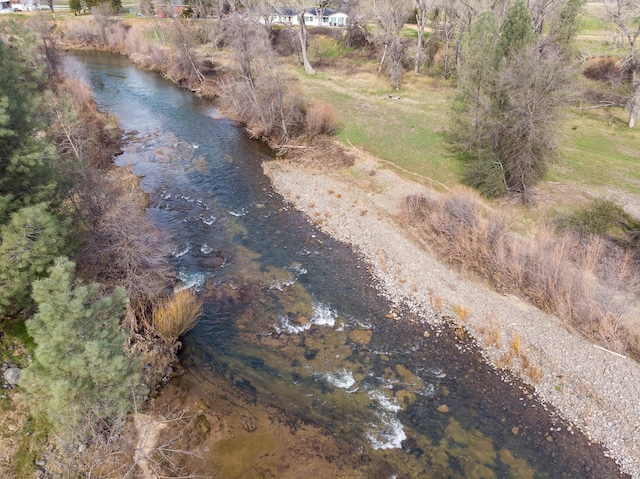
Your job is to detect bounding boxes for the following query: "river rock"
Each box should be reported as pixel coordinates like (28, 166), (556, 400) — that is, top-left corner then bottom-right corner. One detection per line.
(437, 404), (450, 413)
(395, 390), (417, 410)
(294, 315), (310, 327)
(4, 368), (21, 387)
(348, 329), (373, 345)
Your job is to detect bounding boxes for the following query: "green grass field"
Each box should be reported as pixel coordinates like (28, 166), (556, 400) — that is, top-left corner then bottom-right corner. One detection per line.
(299, 24), (640, 223)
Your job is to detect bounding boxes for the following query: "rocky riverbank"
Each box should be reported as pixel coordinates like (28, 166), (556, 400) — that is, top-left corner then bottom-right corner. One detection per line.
(263, 149), (640, 479)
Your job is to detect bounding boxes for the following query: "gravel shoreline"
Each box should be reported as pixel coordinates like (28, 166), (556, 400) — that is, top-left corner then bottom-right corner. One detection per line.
(263, 152), (640, 479)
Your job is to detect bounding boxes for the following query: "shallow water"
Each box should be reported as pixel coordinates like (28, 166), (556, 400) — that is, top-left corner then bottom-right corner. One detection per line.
(69, 51), (628, 478)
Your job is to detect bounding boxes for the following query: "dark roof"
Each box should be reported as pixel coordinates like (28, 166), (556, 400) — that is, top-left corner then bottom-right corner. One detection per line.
(306, 7), (336, 16)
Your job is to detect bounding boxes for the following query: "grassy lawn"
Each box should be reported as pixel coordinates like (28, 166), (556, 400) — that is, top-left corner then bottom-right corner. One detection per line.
(297, 26), (640, 224)
(552, 107), (640, 192)
(295, 60), (460, 189)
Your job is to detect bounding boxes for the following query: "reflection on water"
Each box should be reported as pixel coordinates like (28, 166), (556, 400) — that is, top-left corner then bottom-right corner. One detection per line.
(70, 51), (628, 479)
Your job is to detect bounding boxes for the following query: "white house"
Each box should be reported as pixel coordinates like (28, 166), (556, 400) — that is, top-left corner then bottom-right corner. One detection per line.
(304, 7), (348, 27)
(261, 6), (348, 27)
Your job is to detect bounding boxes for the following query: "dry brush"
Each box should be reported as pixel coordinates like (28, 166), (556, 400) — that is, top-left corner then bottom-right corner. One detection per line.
(400, 188), (640, 358)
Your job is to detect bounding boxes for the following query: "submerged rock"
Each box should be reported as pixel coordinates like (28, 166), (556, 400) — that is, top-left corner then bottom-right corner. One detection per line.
(349, 329), (373, 345)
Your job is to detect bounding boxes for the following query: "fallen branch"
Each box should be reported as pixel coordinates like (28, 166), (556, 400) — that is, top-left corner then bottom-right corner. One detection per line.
(579, 101), (620, 110)
(594, 344), (627, 359)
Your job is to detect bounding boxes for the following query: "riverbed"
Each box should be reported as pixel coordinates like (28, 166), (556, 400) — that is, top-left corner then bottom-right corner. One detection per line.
(70, 50), (631, 479)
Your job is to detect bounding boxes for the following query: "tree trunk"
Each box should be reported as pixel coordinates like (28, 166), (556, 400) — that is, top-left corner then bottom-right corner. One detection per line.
(414, 7), (426, 74)
(297, 13), (315, 75)
(628, 68), (640, 128)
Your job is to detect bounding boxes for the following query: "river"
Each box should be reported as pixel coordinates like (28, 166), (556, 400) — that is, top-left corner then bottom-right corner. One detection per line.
(68, 51), (628, 479)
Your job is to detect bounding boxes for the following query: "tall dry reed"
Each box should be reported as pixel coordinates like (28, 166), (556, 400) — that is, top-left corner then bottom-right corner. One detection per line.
(151, 288), (204, 347)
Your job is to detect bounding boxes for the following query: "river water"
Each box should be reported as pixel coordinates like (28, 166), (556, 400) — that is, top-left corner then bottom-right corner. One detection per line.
(68, 51), (627, 479)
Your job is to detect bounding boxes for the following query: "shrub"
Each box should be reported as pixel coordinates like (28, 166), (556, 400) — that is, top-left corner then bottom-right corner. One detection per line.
(583, 56), (628, 85)
(150, 288), (204, 347)
(400, 188), (640, 356)
(270, 27), (299, 57)
(306, 99), (339, 136)
(554, 198), (636, 240)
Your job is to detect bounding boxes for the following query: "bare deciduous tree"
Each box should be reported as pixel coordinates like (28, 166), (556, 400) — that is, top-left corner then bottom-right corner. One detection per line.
(370, 0), (412, 89)
(218, 16), (305, 144)
(603, 0), (640, 127)
(414, 0), (434, 73)
(268, 0), (316, 74)
(74, 168), (173, 313)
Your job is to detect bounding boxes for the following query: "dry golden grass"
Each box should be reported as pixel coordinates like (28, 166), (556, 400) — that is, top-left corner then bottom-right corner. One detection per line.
(151, 288), (204, 347)
(306, 99), (339, 136)
(510, 333), (523, 358)
(401, 188), (640, 358)
(453, 305), (470, 322)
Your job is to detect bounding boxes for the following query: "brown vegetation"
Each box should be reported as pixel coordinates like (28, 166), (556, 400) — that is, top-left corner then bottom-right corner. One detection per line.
(148, 288), (204, 347)
(583, 56), (629, 86)
(400, 188), (640, 358)
(306, 99), (339, 136)
(53, 78), (123, 170)
(74, 168), (174, 315)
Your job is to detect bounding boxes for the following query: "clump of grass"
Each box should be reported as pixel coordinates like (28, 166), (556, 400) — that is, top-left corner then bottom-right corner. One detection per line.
(306, 99), (339, 136)
(401, 188), (640, 358)
(428, 289), (443, 314)
(526, 364), (544, 383)
(510, 333), (522, 358)
(151, 288), (204, 347)
(453, 305), (470, 322)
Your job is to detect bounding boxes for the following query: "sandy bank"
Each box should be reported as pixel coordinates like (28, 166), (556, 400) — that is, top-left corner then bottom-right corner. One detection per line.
(263, 151), (640, 479)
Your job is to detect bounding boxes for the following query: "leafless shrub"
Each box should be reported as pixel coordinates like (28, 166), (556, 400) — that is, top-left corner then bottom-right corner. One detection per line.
(164, 19), (206, 88)
(398, 194), (431, 223)
(74, 168), (173, 313)
(148, 288), (204, 347)
(52, 78), (122, 170)
(219, 70), (305, 144)
(269, 26), (299, 57)
(305, 99), (339, 136)
(400, 188), (640, 356)
(63, 20), (101, 46)
(583, 56), (628, 85)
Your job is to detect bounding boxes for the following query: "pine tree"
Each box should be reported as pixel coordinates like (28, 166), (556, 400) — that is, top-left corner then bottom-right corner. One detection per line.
(22, 257), (146, 438)
(0, 204), (67, 314)
(0, 25), (61, 224)
(498, 0), (535, 60)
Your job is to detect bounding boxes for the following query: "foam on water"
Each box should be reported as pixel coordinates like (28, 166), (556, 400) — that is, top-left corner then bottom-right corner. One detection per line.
(201, 243), (213, 254)
(364, 389), (407, 450)
(366, 415), (407, 450)
(276, 314), (310, 334)
(173, 242), (190, 257)
(369, 390), (402, 413)
(228, 207), (248, 217)
(323, 369), (356, 389)
(311, 302), (337, 327)
(176, 270), (206, 291)
(269, 279), (296, 292)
